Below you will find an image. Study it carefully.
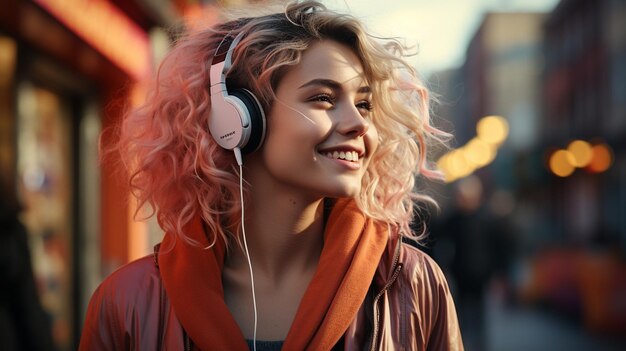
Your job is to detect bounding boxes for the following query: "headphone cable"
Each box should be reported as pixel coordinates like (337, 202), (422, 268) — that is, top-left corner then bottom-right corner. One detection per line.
(235, 147), (258, 351)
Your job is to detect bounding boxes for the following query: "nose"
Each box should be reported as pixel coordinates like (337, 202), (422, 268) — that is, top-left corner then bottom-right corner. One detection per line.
(335, 103), (370, 137)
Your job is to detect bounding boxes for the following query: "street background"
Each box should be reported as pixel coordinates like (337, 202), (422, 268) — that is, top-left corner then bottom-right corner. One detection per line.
(0, 0), (625, 350)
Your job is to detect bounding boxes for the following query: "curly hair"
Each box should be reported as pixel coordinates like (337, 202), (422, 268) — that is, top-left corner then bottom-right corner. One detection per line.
(112, 0), (447, 248)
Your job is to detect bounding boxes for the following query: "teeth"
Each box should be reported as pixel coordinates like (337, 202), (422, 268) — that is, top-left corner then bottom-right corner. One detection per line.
(323, 150), (359, 162)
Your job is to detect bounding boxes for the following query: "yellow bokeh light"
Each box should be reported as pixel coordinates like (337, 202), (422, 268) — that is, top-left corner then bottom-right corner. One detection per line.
(436, 117), (512, 183)
(587, 144), (613, 173)
(439, 149), (476, 183)
(450, 150), (475, 179)
(476, 115), (509, 145)
(463, 138), (496, 167)
(549, 149), (576, 177)
(567, 140), (593, 168)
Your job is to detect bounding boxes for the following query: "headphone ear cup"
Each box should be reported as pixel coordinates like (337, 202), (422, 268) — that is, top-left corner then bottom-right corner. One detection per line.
(230, 88), (266, 154)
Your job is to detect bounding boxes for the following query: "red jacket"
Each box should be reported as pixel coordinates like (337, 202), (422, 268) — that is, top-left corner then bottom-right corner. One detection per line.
(80, 234), (463, 350)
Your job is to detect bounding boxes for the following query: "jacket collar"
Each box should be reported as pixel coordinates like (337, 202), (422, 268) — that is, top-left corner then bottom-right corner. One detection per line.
(157, 198), (389, 350)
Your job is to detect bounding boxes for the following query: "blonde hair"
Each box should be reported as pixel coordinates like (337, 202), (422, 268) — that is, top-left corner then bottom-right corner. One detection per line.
(114, 0), (447, 247)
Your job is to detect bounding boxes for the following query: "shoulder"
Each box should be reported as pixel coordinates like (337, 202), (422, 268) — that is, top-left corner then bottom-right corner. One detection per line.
(85, 255), (162, 319)
(396, 241), (456, 314)
(80, 255), (162, 350)
(87, 256), (160, 321)
(397, 242), (464, 350)
(95, 255), (161, 300)
(399, 242), (448, 286)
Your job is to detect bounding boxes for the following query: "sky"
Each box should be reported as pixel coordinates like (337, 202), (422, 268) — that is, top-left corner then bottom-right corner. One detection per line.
(323, 0), (561, 75)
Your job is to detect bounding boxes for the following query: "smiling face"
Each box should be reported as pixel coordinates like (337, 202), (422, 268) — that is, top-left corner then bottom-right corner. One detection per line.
(246, 39), (379, 200)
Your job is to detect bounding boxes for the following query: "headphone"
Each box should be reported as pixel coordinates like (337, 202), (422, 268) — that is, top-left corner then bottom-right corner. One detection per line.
(209, 31), (267, 156)
(209, 30), (262, 348)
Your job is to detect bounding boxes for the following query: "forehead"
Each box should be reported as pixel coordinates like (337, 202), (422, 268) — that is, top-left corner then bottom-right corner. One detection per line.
(281, 39), (368, 89)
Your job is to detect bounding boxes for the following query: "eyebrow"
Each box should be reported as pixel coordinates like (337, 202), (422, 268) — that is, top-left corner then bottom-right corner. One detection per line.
(298, 78), (371, 94)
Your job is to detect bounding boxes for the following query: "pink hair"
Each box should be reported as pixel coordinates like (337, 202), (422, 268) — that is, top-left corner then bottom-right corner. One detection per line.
(110, 1), (449, 247)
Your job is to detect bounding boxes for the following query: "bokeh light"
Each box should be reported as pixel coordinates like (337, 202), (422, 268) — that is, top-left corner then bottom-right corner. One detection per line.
(437, 115), (509, 183)
(587, 143), (613, 173)
(449, 149), (474, 180)
(549, 149), (576, 177)
(567, 140), (593, 167)
(476, 115), (509, 145)
(463, 137), (496, 167)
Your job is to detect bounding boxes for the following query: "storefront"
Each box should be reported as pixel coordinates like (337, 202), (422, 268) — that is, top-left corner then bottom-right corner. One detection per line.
(0, 0), (154, 349)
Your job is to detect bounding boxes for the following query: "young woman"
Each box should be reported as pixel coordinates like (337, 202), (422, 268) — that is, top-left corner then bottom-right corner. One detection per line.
(80, 1), (463, 350)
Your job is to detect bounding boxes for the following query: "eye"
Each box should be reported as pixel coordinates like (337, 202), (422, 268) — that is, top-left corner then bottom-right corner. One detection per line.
(356, 100), (373, 113)
(309, 93), (335, 106)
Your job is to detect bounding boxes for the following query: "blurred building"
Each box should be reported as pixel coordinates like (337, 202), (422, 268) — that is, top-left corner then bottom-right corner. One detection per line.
(431, 0), (626, 340)
(538, 0), (626, 334)
(463, 12), (546, 190)
(432, 11), (546, 245)
(0, 0), (242, 349)
(543, 0), (626, 249)
(429, 13), (546, 350)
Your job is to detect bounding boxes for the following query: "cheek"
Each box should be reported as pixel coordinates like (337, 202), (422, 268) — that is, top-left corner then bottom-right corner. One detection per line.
(268, 109), (332, 148)
(261, 117), (323, 168)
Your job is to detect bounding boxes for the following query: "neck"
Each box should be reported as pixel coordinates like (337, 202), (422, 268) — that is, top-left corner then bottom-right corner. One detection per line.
(225, 179), (326, 284)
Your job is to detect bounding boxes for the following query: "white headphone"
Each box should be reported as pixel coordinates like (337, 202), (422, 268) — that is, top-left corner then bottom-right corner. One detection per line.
(208, 31), (267, 155)
(209, 30), (261, 350)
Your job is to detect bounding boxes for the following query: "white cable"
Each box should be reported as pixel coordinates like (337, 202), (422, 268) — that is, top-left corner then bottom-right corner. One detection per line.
(275, 98), (317, 125)
(235, 147), (257, 351)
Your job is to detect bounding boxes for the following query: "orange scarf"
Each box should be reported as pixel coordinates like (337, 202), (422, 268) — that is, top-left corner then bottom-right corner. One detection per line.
(158, 198), (388, 350)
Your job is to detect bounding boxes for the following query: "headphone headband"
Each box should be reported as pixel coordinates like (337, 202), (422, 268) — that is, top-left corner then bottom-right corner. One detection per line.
(209, 31), (245, 100)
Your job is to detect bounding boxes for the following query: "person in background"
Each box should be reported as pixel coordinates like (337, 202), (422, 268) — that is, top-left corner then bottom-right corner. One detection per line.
(80, 1), (463, 350)
(432, 175), (516, 351)
(0, 174), (57, 351)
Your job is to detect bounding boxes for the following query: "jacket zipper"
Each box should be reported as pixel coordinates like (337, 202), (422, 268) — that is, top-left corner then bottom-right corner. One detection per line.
(369, 240), (403, 351)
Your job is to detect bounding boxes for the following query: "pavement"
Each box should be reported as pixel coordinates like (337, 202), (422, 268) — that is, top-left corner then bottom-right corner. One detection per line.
(479, 293), (626, 351)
